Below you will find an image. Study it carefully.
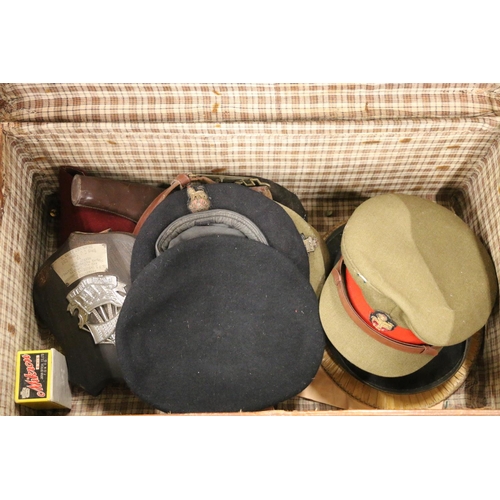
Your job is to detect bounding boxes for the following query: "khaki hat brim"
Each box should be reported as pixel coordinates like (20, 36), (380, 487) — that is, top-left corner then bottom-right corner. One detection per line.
(319, 269), (437, 377)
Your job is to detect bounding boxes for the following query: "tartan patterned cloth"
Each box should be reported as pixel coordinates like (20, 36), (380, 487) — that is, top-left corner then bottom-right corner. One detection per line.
(1, 83), (499, 415)
(2, 83), (500, 123)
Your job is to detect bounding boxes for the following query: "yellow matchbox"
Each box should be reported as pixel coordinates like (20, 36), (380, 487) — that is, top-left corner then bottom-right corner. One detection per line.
(15, 349), (72, 410)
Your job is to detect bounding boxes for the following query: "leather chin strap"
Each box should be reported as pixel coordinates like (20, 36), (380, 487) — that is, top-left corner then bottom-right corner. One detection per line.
(332, 257), (441, 356)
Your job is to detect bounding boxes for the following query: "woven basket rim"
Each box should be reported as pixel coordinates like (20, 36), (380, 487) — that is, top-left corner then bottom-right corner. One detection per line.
(321, 330), (483, 410)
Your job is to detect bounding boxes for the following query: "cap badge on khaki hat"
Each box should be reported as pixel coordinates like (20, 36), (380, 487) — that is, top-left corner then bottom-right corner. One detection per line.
(319, 193), (498, 378)
(332, 257), (441, 357)
(277, 203), (330, 298)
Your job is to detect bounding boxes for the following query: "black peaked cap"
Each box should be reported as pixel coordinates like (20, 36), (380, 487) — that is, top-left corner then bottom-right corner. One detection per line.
(116, 235), (326, 413)
(130, 183), (309, 282)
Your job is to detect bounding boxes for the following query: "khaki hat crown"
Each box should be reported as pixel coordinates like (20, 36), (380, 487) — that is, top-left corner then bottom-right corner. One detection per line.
(341, 193), (498, 346)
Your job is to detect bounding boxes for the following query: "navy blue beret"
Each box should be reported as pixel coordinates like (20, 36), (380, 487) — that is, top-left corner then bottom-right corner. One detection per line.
(116, 235), (325, 413)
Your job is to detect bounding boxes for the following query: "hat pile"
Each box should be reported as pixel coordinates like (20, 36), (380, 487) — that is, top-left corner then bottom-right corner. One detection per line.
(318, 194), (498, 408)
(115, 182), (327, 413)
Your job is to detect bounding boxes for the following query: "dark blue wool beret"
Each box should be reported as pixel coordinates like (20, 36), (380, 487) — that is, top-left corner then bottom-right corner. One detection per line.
(116, 235), (325, 413)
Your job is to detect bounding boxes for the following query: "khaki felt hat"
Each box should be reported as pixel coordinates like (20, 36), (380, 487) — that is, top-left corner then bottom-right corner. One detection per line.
(299, 223), (486, 409)
(278, 203), (330, 298)
(319, 193), (498, 378)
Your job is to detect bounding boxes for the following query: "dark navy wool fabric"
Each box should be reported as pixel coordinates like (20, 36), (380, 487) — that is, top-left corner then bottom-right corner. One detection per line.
(130, 183), (309, 282)
(116, 235), (325, 413)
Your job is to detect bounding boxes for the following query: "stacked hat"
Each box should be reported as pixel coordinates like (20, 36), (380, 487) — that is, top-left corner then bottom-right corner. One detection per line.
(277, 203), (330, 298)
(130, 183), (311, 281)
(116, 182), (326, 413)
(56, 167), (136, 245)
(318, 194), (498, 408)
(33, 232), (135, 396)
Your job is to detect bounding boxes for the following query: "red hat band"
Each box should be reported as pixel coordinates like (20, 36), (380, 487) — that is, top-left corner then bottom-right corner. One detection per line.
(332, 258), (441, 356)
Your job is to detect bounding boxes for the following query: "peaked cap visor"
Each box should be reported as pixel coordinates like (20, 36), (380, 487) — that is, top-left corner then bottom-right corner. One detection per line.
(326, 333), (469, 394)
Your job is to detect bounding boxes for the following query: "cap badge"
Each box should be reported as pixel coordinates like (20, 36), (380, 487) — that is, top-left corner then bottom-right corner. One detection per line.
(369, 310), (397, 332)
(187, 185), (211, 213)
(66, 275), (127, 344)
(302, 234), (318, 253)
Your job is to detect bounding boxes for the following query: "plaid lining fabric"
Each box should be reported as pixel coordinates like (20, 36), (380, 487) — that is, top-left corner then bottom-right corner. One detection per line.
(1, 83), (500, 123)
(458, 138), (500, 408)
(1, 84), (500, 415)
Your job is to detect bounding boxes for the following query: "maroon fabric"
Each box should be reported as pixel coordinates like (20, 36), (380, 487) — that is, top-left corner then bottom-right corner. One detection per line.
(57, 167), (136, 246)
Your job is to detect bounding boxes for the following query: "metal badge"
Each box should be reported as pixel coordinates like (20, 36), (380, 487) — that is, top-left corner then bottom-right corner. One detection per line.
(301, 234), (319, 253)
(66, 275), (127, 345)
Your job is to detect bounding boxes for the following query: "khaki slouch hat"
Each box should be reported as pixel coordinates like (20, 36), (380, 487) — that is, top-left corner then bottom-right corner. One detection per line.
(319, 193), (498, 378)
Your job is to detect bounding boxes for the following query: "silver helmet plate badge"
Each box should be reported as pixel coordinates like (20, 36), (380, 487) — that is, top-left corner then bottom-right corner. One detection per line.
(66, 275), (127, 345)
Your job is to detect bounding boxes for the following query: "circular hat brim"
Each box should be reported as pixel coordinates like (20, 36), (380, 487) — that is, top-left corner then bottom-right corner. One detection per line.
(116, 235), (326, 413)
(131, 183), (309, 282)
(278, 203), (330, 298)
(326, 335), (467, 395)
(319, 224), (483, 407)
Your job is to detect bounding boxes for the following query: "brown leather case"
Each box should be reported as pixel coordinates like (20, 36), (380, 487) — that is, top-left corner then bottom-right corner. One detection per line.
(71, 174), (163, 222)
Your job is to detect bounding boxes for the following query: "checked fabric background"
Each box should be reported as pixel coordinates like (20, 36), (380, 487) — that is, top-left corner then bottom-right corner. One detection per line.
(1, 83), (499, 415)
